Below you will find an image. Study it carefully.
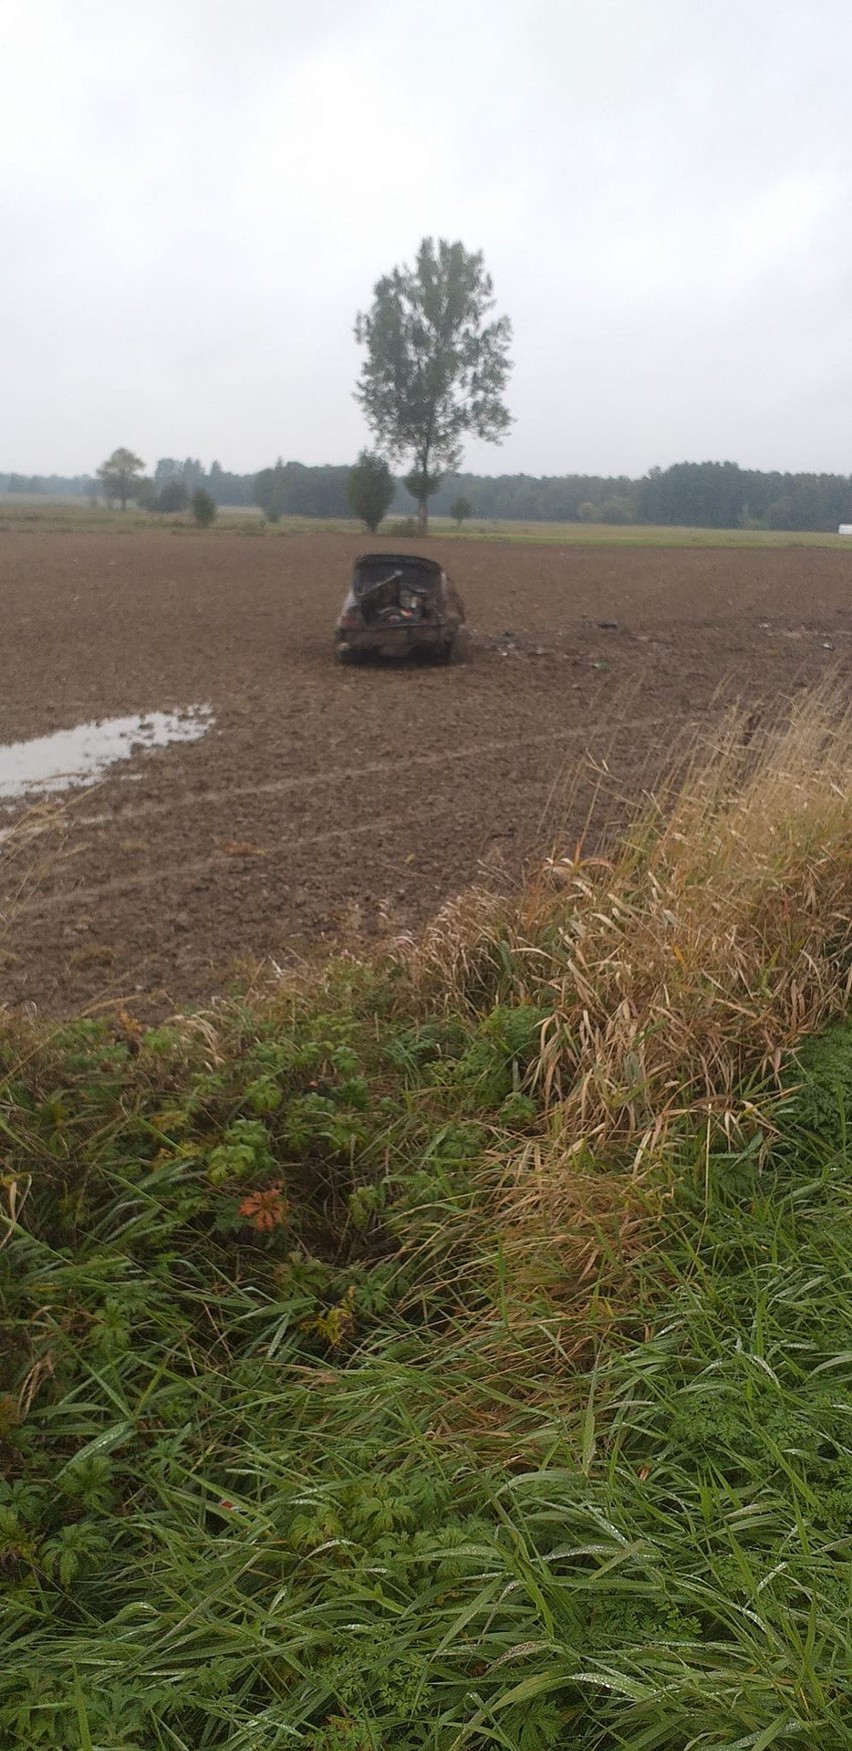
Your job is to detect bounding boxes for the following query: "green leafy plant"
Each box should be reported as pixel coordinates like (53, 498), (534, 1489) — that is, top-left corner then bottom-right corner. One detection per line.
(346, 450), (395, 532)
(192, 487), (217, 526)
(5, 703), (852, 1745)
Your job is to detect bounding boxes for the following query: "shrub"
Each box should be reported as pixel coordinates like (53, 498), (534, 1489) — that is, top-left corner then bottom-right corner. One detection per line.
(254, 462), (287, 522)
(191, 488), (217, 527)
(347, 451), (395, 532)
(154, 479), (189, 514)
(599, 496), (635, 524)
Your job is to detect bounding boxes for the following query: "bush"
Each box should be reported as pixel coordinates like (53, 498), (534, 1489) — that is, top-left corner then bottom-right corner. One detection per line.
(766, 496), (794, 530)
(254, 463), (287, 522)
(191, 489), (217, 527)
(154, 479), (189, 514)
(599, 496), (635, 524)
(449, 494), (473, 526)
(347, 451), (395, 532)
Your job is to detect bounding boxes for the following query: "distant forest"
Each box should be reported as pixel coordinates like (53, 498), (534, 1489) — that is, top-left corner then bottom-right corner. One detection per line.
(3, 457), (852, 532)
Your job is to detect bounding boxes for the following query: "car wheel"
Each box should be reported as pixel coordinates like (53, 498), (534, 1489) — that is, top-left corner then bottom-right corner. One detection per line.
(338, 646), (361, 666)
(434, 640), (454, 664)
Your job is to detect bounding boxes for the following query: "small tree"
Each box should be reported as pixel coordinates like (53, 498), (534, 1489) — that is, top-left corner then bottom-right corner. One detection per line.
(766, 496), (794, 530)
(96, 447), (145, 510)
(255, 460), (287, 522)
(192, 488), (217, 527)
(354, 237), (513, 532)
(599, 496), (635, 525)
(347, 450), (395, 532)
(449, 494), (472, 528)
(155, 479), (189, 514)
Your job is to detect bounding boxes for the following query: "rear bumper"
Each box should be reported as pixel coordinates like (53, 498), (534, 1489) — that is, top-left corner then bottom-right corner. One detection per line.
(337, 624), (450, 655)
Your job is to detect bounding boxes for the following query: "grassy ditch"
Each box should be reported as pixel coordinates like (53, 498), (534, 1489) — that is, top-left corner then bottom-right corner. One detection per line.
(4, 697), (852, 1747)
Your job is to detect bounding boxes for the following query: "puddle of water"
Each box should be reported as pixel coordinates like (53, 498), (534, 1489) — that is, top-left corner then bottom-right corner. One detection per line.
(0, 707), (213, 803)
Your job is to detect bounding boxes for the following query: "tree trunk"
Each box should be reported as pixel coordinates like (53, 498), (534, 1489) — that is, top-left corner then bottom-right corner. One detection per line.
(417, 495), (428, 535)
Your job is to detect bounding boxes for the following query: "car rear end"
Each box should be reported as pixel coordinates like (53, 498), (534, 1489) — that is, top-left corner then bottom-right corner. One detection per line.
(336, 554), (456, 661)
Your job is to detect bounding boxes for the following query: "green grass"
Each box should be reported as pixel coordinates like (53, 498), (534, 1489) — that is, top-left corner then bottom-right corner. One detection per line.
(0, 497), (269, 535)
(7, 700), (852, 1747)
(2, 495), (851, 547)
(5, 947), (852, 1747)
(428, 518), (852, 549)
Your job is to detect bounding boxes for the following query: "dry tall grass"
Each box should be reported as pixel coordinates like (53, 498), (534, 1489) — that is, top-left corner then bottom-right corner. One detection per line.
(405, 687), (852, 1246)
(0, 802), (75, 1009)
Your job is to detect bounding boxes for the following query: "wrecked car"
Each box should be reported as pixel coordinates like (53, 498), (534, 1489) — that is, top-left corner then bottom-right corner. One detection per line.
(335, 553), (465, 664)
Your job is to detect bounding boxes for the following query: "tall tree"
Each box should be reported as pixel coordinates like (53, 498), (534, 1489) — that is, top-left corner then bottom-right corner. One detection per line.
(97, 447), (145, 510)
(354, 238), (512, 532)
(346, 450), (395, 532)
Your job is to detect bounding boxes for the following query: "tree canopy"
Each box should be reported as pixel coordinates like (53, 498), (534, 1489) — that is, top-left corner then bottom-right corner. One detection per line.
(354, 237), (512, 531)
(148, 478), (189, 514)
(191, 488), (217, 527)
(96, 447), (145, 510)
(346, 451), (395, 532)
(11, 453), (852, 533)
(254, 459), (351, 522)
(449, 494), (473, 527)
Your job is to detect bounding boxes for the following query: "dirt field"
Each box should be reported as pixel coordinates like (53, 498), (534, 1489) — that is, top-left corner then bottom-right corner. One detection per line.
(1, 526), (850, 1015)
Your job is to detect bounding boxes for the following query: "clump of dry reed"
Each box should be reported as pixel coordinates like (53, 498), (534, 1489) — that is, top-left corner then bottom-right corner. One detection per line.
(0, 802), (71, 983)
(404, 688), (852, 1236)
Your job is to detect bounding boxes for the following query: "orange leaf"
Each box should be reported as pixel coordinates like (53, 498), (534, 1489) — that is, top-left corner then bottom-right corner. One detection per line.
(238, 1184), (288, 1231)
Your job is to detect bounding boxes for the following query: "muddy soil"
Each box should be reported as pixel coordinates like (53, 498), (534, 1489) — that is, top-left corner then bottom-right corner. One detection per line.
(1, 527), (850, 1015)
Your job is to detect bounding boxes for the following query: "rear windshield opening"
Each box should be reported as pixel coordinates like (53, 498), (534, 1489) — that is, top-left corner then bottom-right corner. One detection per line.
(353, 558), (443, 626)
(354, 561), (438, 597)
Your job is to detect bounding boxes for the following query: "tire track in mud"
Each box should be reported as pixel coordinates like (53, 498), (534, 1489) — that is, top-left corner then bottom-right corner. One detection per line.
(8, 712), (686, 920)
(65, 712), (679, 830)
(10, 810), (458, 916)
(8, 526), (845, 1015)
(3, 712), (707, 919)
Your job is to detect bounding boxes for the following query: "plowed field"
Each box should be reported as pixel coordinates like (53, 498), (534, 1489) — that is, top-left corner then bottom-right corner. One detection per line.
(1, 527), (850, 1014)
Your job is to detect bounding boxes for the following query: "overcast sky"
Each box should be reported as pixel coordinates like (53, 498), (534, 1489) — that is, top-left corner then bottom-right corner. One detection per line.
(3, 0), (851, 479)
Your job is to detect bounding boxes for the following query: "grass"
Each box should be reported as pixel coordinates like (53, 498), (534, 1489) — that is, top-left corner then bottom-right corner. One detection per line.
(5, 695), (852, 1745)
(0, 498), (269, 535)
(411, 692), (852, 1154)
(428, 520), (852, 549)
(2, 495), (851, 547)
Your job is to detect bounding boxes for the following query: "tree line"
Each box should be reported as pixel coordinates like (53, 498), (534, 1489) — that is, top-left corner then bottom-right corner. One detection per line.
(5, 240), (852, 533)
(6, 456), (852, 532)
